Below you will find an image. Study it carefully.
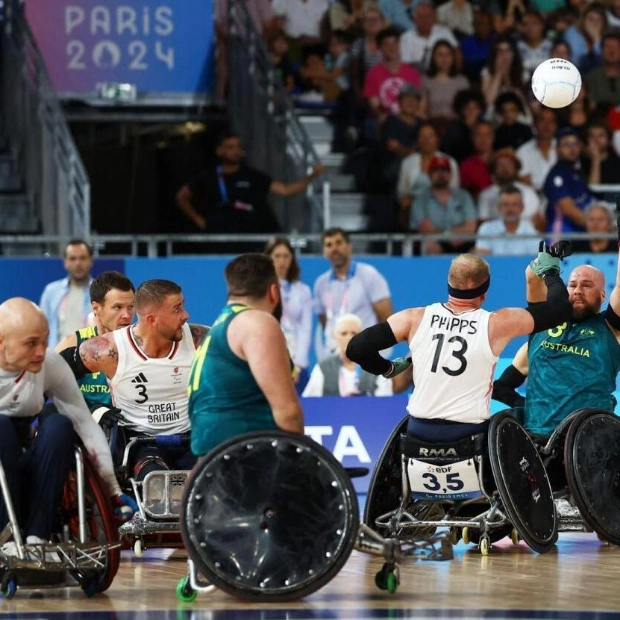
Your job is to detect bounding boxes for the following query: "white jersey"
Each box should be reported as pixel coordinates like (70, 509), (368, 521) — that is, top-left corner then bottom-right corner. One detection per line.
(110, 323), (195, 435)
(0, 350), (120, 496)
(407, 303), (498, 424)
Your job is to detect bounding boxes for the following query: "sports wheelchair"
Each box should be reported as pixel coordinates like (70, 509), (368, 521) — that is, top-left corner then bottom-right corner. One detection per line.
(116, 435), (189, 556)
(0, 446), (120, 598)
(364, 411), (558, 556)
(176, 430), (455, 603)
(533, 408), (620, 544)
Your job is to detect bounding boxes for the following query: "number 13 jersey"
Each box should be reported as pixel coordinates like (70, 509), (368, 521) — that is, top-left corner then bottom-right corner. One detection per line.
(110, 323), (195, 435)
(407, 303), (497, 423)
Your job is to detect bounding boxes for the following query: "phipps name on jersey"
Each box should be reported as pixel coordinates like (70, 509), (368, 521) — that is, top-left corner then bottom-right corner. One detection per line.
(430, 314), (478, 335)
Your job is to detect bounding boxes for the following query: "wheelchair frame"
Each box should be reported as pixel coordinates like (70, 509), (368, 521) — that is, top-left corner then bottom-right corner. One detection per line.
(364, 412), (558, 556)
(0, 446), (120, 598)
(116, 435), (188, 557)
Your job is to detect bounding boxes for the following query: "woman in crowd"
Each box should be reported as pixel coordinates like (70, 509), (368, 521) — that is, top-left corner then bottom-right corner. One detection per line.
(264, 237), (313, 393)
(303, 313), (393, 396)
(481, 36), (526, 109)
(421, 40), (470, 125)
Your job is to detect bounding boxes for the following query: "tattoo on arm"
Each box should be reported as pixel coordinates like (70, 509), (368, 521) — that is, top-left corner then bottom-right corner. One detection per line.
(190, 324), (210, 348)
(79, 335), (118, 374)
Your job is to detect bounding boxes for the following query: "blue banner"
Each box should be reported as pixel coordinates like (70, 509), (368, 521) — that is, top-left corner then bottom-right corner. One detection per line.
(27, 0), (215, 98)
(302, 396), (408, 494)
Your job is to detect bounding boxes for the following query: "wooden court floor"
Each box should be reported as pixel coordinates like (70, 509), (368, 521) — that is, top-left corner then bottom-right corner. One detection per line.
(1, 532), (620, 619)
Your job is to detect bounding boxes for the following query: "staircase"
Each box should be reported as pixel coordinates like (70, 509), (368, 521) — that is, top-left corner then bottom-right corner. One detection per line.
(297, 114), (368, 233)
(297, 112), (397, 255)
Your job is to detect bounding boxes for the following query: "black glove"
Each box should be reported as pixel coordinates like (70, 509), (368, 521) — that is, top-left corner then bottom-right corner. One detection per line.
(90, 405), (123, 431)
(548, 240), (573, 260)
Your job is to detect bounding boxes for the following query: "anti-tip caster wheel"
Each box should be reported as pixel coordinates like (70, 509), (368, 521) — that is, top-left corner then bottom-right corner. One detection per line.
(134, 539), (144, 557)
(511, 528), (520, 545)
(375, 563), (399, 594)
(462, 526), (471, 545)
(450, 528), (461, 545)
(176, 576), (197, 603)
(479, 536), (490, 556)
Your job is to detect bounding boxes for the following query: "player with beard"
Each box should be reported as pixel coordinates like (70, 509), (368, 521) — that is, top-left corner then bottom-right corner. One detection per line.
(59, 279), (209, 476)
(187, 254), (304, 457)
(493, 259), (620, 438)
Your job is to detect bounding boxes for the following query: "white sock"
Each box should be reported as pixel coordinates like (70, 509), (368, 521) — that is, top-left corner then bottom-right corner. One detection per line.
(26, 535), (46, 545)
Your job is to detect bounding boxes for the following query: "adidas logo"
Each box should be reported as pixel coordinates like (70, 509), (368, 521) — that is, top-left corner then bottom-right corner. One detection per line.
(131, 372), (148, 384)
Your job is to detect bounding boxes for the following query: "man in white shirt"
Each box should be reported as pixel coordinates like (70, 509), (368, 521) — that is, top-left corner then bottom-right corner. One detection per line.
(475, 185), (541, 256)
(517, 108), (558, 192)
(0, 298), (133, 557)
(60, 279), (210, 479)
(399, 2), (459, 70)
(313, 228), (393, 359)
(272, 0), (329, 42)
(39, 239), (94, 349)
(346, 250), (572, 441)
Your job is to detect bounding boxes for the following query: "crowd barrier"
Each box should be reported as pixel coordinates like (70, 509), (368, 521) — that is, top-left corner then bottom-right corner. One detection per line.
(4, 253), (618, 362)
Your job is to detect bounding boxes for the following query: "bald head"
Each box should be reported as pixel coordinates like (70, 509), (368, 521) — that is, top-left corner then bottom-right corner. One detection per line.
(567, 265), (606, 320)
(0, 298), (48, 373)
(0, 298), (47, 335)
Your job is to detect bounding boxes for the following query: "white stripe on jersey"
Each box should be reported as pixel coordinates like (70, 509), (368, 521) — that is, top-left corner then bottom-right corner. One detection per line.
(110, 323), (195, 435)
(407, 303), (497, 424)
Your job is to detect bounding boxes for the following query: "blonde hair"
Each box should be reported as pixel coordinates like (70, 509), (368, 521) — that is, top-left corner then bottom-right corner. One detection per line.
(334, 313), (363, 335)
(448, 254), (490, 290)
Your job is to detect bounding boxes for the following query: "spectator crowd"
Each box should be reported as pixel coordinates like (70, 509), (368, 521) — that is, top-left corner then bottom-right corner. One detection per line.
(211, 0), (620, 255)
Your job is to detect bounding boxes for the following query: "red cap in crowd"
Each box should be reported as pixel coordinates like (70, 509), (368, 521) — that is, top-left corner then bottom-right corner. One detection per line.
(429, 156), (451, 172)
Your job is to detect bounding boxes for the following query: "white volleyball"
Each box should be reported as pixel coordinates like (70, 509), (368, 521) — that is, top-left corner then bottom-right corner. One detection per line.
(531, 58), (582, 109)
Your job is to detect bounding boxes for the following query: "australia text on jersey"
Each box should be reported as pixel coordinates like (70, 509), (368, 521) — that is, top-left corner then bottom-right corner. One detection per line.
(539, 340), (590, 357)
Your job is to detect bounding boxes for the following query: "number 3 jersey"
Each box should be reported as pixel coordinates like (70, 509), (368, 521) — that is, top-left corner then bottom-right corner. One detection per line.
(109, 323), (195, 435)
(407, 303), (497, 423)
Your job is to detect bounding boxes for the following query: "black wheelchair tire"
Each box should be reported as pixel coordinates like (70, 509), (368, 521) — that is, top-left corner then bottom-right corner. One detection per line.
(180, 431), (359, 602)
(489, 412), (558, 554)
(564, 408), (620, 545)
(363, 415), (409, 531)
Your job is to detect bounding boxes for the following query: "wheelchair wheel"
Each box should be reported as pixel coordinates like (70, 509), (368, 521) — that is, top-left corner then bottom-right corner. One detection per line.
(181, 431), (359, 602)
(488, 412), (557, 554)
(363, 416), (409, 531)
(61, 456), (120, 593)
(564, 408), (620, 545)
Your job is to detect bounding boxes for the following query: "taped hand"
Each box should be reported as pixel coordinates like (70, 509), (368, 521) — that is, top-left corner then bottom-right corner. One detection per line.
(382, 356), (412, 379)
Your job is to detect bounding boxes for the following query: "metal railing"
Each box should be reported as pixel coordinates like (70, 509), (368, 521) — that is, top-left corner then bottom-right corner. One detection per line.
(0, 231), (616, 258)
(225, 0), (327, 233)
(1, 1), (90, 242)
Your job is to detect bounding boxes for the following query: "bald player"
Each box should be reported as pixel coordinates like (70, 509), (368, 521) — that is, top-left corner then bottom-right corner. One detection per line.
(494, 261), (620, 437)
(347, 250), (572, 442)
(0, 298), (133, 557)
